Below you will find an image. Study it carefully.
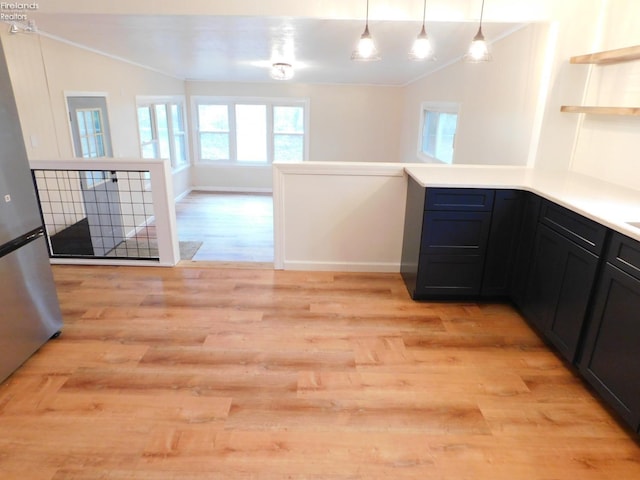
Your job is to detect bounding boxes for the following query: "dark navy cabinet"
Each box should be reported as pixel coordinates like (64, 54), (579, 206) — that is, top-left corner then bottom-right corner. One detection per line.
(521, 201), (607, 363)
(510, 193), (542, 308)
(482, 190), (524, 297)
(579, 233), (640, 432)
(523, 223), (601, 361)
(401, 184), (521, 299)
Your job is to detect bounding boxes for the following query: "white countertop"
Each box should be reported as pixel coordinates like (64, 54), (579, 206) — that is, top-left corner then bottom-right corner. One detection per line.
(405, 165), (640, 242)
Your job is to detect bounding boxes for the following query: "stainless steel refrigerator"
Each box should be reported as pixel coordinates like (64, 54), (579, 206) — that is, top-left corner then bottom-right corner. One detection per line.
(0, 41), (63, 382)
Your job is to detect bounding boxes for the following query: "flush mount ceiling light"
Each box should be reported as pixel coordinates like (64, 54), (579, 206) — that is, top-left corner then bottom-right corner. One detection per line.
(270, 62), (294, 80)
(351, 0), (381, 61)
(409, 0), (435, 61)
(464, 0), (492, 63)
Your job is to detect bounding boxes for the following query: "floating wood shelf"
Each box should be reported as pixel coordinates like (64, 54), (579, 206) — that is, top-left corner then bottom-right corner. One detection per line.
(560, 106), (640, 116)
(570, 45), (640, 65)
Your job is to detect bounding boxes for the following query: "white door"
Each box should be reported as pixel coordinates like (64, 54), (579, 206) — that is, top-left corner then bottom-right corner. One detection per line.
(67, 96), (124, 256)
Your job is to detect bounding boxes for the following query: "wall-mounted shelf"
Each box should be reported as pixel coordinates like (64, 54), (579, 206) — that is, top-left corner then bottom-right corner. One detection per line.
(562, 45), (640, 116)
(560, 106), (640, 116)
(570, 45), (640, 65)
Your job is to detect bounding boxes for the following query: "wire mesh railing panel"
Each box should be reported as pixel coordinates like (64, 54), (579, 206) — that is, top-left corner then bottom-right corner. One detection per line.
(32, 169), (159, 261)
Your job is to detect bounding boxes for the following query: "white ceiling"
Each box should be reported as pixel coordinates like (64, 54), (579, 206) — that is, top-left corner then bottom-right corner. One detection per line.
(27, 13), (525, 85)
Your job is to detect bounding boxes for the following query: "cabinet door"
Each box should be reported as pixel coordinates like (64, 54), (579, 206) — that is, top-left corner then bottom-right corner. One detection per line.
(546, 234), (599, 361)
(522, 224), (565, 332)
(482, 190), (523, 297)
(523, 224), (599, 362)
(510, 193), (542, 307)
(400, 177), (426, 297)
(580, 264), (640, 431)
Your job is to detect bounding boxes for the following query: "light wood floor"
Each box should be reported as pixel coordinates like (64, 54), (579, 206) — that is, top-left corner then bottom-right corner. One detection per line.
(0, 265), (638, 479)
(176, 192), (274, 263)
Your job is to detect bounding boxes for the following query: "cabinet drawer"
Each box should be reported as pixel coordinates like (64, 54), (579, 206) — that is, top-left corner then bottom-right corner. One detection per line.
(425, 188), (494, 211)
(539, 201), (607, 254)
(607, 232), (640, 280)
(416, 254), (484, 297)
(421, 211), (492, 254)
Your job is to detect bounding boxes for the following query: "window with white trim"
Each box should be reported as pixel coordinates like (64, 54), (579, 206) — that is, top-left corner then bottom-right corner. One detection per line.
(136, 97), (189, 169)
(418, 102), (459, 164)
(194, 98), (308, 164)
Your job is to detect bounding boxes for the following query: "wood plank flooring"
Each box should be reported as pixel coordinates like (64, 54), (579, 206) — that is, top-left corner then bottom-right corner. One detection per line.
(0, 265), (638, 479)
(176, 192), (273, 263)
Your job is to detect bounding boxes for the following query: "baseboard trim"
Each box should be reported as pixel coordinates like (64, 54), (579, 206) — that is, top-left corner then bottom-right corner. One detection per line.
(282, 260), (400, 273)
(191, 186), (273, 194)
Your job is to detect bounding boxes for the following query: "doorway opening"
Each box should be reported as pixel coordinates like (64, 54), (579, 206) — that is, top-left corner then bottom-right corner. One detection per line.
(175, 191), (273, 264)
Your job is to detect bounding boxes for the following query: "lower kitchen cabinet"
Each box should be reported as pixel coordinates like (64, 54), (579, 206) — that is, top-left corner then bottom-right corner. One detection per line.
(510, 193), (542, 308)
(401, 185), (520, 299)
(579, 235), (640, 432)
(523, 223), (600, 363)
(482, 190), (524, 297)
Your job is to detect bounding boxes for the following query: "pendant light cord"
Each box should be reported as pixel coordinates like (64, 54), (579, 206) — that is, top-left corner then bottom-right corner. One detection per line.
(479, 0), (485, 27)
(365, 0), (370, 28)
(422, 0), (427, 26)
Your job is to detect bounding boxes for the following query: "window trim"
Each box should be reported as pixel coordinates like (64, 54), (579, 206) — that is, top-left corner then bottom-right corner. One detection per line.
(136, 95), (189, 171)
(417, 101), (460, 165)
(191, 96), (310, 165)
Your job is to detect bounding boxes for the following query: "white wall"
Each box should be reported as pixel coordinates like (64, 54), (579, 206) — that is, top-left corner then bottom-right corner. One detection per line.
(567, 0), (640, 191)
(399, 23), (551, 166)
(273, 162), (407, 271)
(532, 0), (605, 172)
(187, 81), (404, 191)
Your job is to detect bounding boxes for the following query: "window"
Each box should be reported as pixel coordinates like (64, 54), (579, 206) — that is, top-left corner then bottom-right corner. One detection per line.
(273, 106), (305, 162)
(76, 108), (106, 158)
(194, 98), (308, 164)
(419, 102), (459, 164)
(136, 97), (189, 169)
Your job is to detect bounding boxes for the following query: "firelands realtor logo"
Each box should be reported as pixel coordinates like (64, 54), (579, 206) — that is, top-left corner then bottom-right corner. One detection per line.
(0, 2), (39, 21)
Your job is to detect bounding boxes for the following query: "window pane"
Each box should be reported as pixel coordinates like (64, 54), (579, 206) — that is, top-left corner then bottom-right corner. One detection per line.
(421, 111), (437, 157)
(173, 134), (187, 165)
(95, 134), (105, 157)
(141, 142), (157, 159)
(200, 132), (229, 160)
(274, 134), (304, 162)
(80, 137), (89, 156)
(236, 104), (267, 163)
(198, 104), (229, 131)
(93, 111), (103, 134)
(137, 106), (154, 143)
(435, 113), (457, 164)
(77, 111), (87, 135)
(171, 104), (184, 132)
(154, 104), (171, 160)
(274, 106), (304, 133)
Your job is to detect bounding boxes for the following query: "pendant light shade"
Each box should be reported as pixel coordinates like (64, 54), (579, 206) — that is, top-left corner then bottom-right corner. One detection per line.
(352, 0), (380, 61)
(409, 0), (435, 61)
(464, 0), (492, 63)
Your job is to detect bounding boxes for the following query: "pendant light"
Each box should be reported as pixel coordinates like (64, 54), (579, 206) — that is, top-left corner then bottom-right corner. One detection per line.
(351, 0), (381, 61)
(409, 0), (435, 61)
(464, 0), (492, 63)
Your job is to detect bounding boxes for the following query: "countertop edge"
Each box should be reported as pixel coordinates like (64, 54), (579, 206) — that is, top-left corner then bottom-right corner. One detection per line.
(405, 165), (640, 243)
